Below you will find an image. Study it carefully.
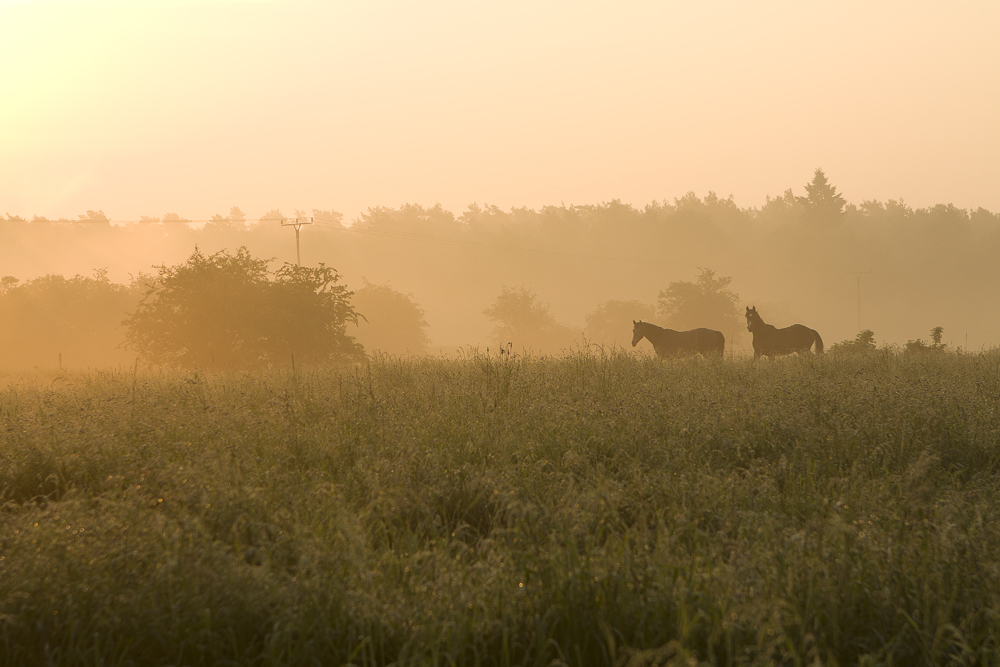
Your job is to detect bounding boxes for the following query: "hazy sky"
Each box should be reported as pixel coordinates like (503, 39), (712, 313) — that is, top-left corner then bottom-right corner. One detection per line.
(3, 0), (998, 222)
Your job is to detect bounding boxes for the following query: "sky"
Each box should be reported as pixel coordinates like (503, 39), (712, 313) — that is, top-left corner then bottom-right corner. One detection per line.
(2, 0), (999, 222)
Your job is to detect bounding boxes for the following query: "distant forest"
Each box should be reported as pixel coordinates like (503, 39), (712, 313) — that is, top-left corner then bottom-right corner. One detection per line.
(2, 170), (1000, 368)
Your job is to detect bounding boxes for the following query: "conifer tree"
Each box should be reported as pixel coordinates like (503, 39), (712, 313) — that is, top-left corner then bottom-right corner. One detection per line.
(799, 168), (847, 224)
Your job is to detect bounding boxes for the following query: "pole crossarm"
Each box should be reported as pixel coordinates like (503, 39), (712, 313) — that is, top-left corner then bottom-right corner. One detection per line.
(280, 217), (314, 230)
(280, 217), (314, 266)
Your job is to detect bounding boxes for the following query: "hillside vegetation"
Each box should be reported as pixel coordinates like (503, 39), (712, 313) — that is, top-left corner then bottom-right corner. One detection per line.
(2, 350), (1000, 665)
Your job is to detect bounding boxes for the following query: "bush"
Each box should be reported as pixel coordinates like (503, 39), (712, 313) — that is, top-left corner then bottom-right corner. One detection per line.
(351, 279), (430, 355)
(829, 329), (878, 355)
(123, 247), (363, 369)
(0, 270), (143, 369)
(482, 286), (577, 353)
(905, 326), (948, 355)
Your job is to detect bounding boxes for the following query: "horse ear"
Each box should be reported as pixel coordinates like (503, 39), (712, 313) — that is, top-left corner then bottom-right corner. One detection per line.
(633, 320), (637, 325)
(745, 306), (750, 313)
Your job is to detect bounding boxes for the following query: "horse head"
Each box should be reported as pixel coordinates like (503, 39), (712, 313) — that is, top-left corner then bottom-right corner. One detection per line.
(632, 320), (644, 347)
(746, 306), (760, 332)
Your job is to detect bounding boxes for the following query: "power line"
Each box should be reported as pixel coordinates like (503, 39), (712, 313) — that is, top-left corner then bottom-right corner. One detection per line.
(3, 213), (869, 275)
(2, 218), (238, 224)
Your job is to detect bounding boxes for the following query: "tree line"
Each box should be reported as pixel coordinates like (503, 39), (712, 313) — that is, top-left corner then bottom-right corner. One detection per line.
(0, 248), (956, 371)
(3, 169), (999, 361)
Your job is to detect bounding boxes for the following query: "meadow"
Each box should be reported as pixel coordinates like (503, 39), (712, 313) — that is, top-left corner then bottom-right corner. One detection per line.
(2, 348), (1000, 666)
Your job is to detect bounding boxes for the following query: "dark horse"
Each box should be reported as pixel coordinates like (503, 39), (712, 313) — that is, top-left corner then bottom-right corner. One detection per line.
(745, 306), (823, 357)
(631, 320), (725, 357)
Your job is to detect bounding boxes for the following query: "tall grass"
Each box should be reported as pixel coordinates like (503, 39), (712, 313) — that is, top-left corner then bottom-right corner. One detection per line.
(2, 349), (1000, 665)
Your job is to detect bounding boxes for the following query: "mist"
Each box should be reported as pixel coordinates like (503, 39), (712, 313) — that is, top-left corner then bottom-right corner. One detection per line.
(2, 2), (999, 369)
(2, 177), (999, 370)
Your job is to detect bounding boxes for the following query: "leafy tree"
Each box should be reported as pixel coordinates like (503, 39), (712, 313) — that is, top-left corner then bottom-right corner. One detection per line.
(829, 329), (878, 355)
(77, 209), (110, 223)
(312, 208), (344, 227)
(483, 286), (575, 352)
(458, 202), (510, 234)
(798, 168), (846, 224)
(124, 247), (362, 369)
(259, 209), (285, 224)
(930, 326), (944, 347)
(758, 189), (805, 225)
(584, 300), (656, 347)
(657, 268), (741, 335)
(0, 271), (143, 368)
(971, 207), (1000, 227)
(351, 279), (430, 355)
(355, 203), (463, 237)
(207, 206), (247, 230)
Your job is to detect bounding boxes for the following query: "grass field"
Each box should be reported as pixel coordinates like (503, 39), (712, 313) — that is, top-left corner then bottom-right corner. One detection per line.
(2, 349), (1000, 666)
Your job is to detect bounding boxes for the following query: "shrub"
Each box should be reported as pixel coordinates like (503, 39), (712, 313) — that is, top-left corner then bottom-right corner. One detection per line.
(123, 247), (362, 369)
(0, 270), (143, 369)
(829, 329), (878, 355)
(905, 327), (948, 355)
(351, 279), (430, 356)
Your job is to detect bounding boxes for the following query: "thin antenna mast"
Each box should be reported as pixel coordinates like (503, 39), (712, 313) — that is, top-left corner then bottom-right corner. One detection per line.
(281, 216), (314, 266)
(846, 270), (872, 333)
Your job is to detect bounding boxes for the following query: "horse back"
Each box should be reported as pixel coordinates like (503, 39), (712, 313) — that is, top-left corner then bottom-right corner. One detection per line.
(753, 323), (822, 355)
(787, 324), (822, 353)
(653, 327), (724, 356)
(691, 327), (725, 355)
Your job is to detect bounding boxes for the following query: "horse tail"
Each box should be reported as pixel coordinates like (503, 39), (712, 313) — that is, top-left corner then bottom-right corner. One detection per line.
(814, 330), (824, 354)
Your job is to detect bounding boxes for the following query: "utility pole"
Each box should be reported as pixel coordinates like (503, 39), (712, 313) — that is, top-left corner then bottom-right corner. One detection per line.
(281, 216), (313, 266)
(846, 270), (872, 333)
